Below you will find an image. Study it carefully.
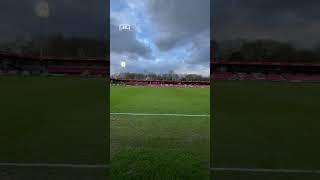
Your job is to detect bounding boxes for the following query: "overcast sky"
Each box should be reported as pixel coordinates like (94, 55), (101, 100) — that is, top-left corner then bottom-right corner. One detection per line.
(3, 0), (319, 73)
(110, 0), (210, 76)
(0, 0), (107, 43)
(213, 0), (320, 49)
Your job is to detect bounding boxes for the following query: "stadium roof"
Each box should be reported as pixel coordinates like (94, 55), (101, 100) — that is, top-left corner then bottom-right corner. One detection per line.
(212, 61), (320, 67)
(0, 51), (109, 63)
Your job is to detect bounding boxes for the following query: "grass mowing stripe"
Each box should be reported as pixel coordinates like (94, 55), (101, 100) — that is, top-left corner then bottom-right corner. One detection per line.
(111, 86), (210, 179)
(0, 163), (109, 169)
(211, 168), (320, 174)
(0, 77), (108, 164)
(111, 112), (210, 117)
(212, 81), (320, 170)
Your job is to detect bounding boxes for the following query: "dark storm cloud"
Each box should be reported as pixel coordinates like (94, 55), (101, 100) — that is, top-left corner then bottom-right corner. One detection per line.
(185, 30), (210, 65)
(110, 0), (210, 75)
(213, 0), (320, 48)
(0, 0), (107, 43)
(146, 0), (210, 51)
(110, 18), (153, 59)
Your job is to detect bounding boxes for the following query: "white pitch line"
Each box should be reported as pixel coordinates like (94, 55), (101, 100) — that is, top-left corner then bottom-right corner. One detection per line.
(0, 163), (109, 169)
(110, 112), (210, 117)
(211, 167), (320, 174)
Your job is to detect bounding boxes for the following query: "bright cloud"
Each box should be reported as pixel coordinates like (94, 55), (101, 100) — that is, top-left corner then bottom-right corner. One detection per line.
(110, 0), (210, 76)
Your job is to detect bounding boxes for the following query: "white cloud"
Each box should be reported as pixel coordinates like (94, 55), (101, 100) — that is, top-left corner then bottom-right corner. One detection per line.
(110, 0), (210, 76)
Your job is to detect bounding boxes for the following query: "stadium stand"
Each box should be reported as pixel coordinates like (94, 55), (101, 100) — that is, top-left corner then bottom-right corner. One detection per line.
(0, 51), (208, 87)
(0, 51), (108, 77)
(2, 51), (320, 83)
(110, 79), (210, 88)
(212, 61), (320, 81)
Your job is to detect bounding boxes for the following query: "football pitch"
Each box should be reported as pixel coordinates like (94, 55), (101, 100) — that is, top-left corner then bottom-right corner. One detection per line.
(212, 81), (320, 180)
(0, 76), (109, 180)
(1, 76), (320, 180)
(110, 86), (210, 179)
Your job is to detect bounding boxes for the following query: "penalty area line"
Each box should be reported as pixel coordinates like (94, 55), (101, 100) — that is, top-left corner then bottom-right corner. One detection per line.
(210, 167), (320, 174)
(0, 163), (109, 169)
(110, 112), (210, 117)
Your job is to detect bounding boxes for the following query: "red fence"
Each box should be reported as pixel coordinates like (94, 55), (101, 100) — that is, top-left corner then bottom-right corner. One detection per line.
(111, 79), (210, 88)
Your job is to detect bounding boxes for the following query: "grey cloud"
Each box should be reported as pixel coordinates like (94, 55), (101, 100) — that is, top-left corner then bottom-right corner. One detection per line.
(110, 52), (177, 75)
(110, 18), (153, 59)
(0, 0), (107, 44)
(111, 0), (210, 75)
(185, 30), (210, 65)
(146, 0), (210, 51)
(213, 0), (320, 48)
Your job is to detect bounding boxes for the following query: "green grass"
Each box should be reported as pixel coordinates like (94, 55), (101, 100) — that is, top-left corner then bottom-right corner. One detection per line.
(3, 77), (320, 179)
(0, 166), (108, 180)
(111, 86), (209, 114)
(211, 81), (320, 180)
(0, 78), (210, 179)
(0, 76), (108, 179)
(111, 86), (210, 180)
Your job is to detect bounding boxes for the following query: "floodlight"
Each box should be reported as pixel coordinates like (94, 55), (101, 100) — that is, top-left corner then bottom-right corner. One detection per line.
(35, 0), (49, 18)
(121, 61), (126, 68)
